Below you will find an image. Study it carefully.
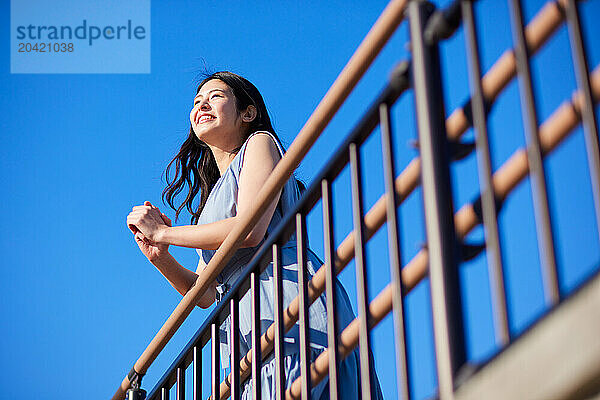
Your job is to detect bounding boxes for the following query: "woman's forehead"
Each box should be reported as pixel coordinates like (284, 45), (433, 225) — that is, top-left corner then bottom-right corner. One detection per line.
(195, 79), (230, 98)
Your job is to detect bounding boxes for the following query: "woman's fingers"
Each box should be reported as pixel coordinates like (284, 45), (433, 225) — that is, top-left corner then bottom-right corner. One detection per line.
(145, 201), (164, 216)
(128, 223), (139, 234)
(127, 204), (168, 244)
(128, 203), (169, 248)
(161, 213), (172, 227)
(144, 200), (162, 213)
(127, 211), (139, 232)
(135, 231), (150, 245)
(131, 203), (163, 217)
(128, 208), (160, 220)
(127, 210), (145, 219)
(127, 212), (145, 233)
(132, 205), (152, 211)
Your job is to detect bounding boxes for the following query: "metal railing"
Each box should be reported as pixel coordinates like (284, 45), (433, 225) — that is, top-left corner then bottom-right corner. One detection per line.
(113, 0), (600, 399)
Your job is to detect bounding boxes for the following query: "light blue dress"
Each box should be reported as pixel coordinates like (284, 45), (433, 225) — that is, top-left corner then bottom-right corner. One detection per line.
(197, 131), (383, 399)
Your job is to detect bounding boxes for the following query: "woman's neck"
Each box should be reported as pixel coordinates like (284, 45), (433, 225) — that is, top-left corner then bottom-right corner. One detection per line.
(208, 143), (240, 176)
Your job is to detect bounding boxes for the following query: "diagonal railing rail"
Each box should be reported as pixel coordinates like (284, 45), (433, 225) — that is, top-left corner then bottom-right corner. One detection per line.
(114, 0), (600, 399)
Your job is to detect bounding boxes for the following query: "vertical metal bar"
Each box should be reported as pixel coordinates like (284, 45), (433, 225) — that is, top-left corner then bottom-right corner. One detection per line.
(321, 179), (340, 400)
(193, 346), (201, 400)
(379, 102), (411, 400)
(211, 323), (220, 400)
(408, 1), (466, 398)
(349, 142), (373, 400)
(296, 212), (312, 400)
(251, 271), (262, 400)
(230, 296), (240, 400)
(461, 0), (511, 347)
(176, 366), (185, 400)
(161, 387), (169, 400)
(272, 243), (286, 400)
(508, 0), (560, 305)
(565, 0), (600, 243)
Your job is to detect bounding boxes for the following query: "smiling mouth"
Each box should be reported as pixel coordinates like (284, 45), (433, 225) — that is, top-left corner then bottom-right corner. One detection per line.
(198, 115), (216, 124)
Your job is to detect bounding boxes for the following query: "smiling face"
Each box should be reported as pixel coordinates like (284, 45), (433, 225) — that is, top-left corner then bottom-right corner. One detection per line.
(190, 79), (244, 147)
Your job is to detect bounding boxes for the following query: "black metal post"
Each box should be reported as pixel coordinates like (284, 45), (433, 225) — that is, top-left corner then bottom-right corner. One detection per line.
(230, 296), (240, 400)
(193, 346), (201, 400)
(175, 367), (184, 400)
(296, 213), (312, 399)
(508, 0), (560, 305)
(408, 1), (467, 398)
(321, 179), (341, 400)
(211, 323), (220, 400)
(461, 0), (510, 346)
(379, 102), (411, 400)
(565, 0), (600, 244)
(272, 243), (286, 400)
(251, 271), (262, 399)
(349, 142), (374, 400)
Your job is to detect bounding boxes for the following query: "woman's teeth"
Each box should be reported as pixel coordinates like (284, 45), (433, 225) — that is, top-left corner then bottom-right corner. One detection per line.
(199, 115), (215, 123)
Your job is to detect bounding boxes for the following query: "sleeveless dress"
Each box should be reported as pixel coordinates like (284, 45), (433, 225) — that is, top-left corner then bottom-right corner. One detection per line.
(197, 131), (383, 400)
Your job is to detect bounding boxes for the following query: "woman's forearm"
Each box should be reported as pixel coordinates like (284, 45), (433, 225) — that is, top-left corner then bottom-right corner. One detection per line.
(156, 216), (261, 250)
(150, 252), (215, 308)
(150, 252), (198, 295)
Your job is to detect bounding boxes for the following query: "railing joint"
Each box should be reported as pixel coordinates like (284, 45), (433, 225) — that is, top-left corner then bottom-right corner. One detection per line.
(389, 60), (412, 92)
(459, 241), (486, 262)
(423, 0), (463, 45)
(126, 366), (147, 400)
(449, 140), (476, 161)
(127, 366), (145, 389)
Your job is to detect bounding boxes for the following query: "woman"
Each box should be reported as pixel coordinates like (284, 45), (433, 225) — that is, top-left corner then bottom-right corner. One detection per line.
(126, 71), (382, 399)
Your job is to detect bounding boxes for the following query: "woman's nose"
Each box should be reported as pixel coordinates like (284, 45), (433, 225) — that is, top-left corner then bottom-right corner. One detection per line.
(199, 100), (210, 111)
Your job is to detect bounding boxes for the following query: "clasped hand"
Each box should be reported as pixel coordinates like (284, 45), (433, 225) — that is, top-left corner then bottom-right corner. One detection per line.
(127, 201), (171, 245)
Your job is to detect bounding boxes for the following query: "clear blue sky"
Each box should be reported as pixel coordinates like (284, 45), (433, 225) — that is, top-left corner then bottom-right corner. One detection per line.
(1, 1), (599, 399)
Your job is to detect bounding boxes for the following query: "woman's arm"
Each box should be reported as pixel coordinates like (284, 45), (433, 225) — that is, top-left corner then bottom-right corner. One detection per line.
(140, 240), (216, 308)
(130, 204), (216, 308)
(159, 217), (258, 249)
(194, 257), (217, 308)
(128, 134), (283, 250)
(147, 251), (197, 296)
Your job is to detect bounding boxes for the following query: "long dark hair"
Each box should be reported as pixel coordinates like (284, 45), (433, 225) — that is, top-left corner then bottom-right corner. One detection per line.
(163, 71), (301, 224)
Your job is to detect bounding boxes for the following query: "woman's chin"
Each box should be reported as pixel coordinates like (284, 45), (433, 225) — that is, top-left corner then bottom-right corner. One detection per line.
(194, 129), (221, 145)
(193, 126), (212, 138)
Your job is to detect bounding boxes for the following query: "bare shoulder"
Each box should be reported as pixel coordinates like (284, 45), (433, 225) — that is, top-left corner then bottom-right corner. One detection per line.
(242, 132), (281, 166)
(246, 132), (280, 153)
